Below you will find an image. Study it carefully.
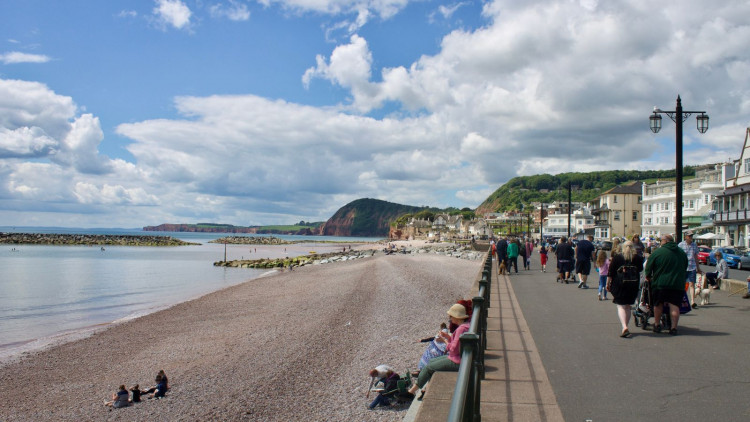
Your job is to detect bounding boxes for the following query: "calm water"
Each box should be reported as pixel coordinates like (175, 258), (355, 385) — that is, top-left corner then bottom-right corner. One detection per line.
(0, 228), (381, 359)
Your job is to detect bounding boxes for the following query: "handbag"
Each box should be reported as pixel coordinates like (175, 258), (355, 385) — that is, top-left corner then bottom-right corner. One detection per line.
(679, 290), (692, 314)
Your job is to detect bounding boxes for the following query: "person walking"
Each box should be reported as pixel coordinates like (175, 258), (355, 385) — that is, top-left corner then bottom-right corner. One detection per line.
(525, 238), (534, 270)
(518, 238), (527, 271)
(607, 241), (643, 337)
(555, 237), (574, 283)
(631, 234), (645, 259)
(678, 232), (703, 308)
(507, 237), (519, 274)
(596, 250), (610, 301)
(496, 237), (508, 271)
(575, 234), (597, 289)
(645, 234), (688, 335)
(539, 242), (548, 273)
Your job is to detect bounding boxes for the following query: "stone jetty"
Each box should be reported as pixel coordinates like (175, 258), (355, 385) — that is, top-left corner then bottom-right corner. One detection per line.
(0, 232), (198, 246)
(208, 236), (293, 245)
(214, 243), (483, 269)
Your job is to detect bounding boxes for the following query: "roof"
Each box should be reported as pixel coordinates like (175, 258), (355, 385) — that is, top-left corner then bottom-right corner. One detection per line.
(601, 182), (642, 195)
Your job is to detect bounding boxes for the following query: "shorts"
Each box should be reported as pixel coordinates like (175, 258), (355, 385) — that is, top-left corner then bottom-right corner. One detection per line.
(575, 260), (591, 275)
(557, 260), (573, 273)
(652, 288), (684, 307)
(685, 269), (697, 283)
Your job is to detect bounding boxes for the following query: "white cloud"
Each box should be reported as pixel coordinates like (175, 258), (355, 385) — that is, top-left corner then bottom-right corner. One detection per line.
(118, 10), (138, 18)
(0, 51), (51, 64)
(153, 0), (192, 30)
(210, 1), (251, 21)
(5, 0), (750, 228)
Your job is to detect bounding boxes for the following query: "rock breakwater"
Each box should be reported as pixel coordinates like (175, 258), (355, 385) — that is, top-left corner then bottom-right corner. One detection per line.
(208, 236), (292, 245)
(215, 243), (483, 269)
(0, 232), (198, 246)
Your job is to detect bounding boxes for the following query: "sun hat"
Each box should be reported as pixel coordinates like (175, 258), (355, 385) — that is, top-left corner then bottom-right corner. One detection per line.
(447, 303), (469, 319)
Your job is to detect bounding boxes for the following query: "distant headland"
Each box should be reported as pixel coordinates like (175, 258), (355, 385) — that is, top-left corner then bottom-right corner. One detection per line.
(143, 222), (323, 235)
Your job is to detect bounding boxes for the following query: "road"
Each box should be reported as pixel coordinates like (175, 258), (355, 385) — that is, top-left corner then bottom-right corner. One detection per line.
(506, 267), (750, 421)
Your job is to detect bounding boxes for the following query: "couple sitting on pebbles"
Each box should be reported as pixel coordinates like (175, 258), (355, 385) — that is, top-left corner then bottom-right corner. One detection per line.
(104, 370), (169, 409)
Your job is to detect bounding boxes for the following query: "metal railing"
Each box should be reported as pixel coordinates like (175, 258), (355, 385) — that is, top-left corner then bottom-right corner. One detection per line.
(446, 250), (492, 422)
(714, 209), (750, 224)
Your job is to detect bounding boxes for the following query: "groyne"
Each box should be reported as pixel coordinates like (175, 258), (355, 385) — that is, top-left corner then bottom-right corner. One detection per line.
(0, 232), (198, 246)
(214, 243), (484, 269)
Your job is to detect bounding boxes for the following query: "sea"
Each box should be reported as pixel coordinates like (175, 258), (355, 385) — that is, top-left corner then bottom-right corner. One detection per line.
(0, 227), (382, 362)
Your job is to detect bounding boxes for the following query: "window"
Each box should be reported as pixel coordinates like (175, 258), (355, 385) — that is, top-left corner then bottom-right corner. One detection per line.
(633, 211), (638, 220)
(688, 200), (694, 208)
(614, 211), (621, 221)
(744, 158), (750, 174)
(614, 195), (618, 203)
(647, 204), (652, 212)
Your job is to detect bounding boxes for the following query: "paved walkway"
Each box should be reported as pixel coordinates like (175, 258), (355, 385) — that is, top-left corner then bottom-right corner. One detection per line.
(411, 258), (564, 421)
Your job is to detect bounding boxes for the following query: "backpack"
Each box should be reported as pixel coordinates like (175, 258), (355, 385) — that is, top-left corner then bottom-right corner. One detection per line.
(619, 264), (640, 283)
(610, 264), (639, 297)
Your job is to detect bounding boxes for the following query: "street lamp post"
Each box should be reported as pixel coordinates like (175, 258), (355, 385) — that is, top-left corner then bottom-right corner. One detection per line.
(650, 95), (709, 243)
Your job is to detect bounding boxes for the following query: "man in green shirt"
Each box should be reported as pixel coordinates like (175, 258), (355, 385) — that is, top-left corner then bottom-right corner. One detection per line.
(507, 237), (519, 274)
(644, 234), (687, 335)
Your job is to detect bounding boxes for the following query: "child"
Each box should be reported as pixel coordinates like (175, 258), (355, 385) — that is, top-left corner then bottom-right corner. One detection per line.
(417, 322), (450, 371)
(130, 385), (142, 403)
(539, 243), (548, 273)
(596, 250), (609, 301)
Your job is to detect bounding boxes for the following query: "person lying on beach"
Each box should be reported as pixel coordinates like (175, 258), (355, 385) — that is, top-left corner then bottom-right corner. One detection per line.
(104, 385), (131, 408)
(408, 303), (471, 399)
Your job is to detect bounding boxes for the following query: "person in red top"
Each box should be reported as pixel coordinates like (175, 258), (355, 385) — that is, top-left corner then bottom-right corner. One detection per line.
(408, 303), (471, 399)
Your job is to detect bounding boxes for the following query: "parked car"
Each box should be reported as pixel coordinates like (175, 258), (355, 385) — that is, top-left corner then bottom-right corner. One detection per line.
(709, 247), (742, 269)
(739, 251), (750, 270)
(696, 245), (712, 265)
(598, 240), (612, 251)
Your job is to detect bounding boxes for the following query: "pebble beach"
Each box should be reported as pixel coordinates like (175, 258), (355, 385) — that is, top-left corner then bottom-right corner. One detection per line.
(0, 244), (481, 421)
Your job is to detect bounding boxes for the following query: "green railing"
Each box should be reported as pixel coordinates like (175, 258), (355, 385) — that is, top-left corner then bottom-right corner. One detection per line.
(447, 250), (492, 421)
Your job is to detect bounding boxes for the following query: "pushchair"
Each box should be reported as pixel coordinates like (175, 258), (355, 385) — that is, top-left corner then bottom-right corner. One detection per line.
(632, 281), (691, 331)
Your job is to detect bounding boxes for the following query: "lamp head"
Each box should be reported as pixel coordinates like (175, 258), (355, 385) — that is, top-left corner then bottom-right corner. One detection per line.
(649, 112), (662, 133)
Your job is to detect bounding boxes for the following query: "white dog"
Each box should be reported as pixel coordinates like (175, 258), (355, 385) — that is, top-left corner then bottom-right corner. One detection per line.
(695, 276), (711, 305)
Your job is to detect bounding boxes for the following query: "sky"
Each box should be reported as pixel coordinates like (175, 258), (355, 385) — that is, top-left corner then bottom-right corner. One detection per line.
(1, 0), (750, 228)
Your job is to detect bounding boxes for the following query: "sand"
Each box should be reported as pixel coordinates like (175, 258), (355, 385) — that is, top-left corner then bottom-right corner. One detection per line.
(0, 251), (481, 421)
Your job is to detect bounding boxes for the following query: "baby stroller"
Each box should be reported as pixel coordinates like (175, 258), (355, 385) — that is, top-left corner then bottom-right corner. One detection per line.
(633, 281), (691, 330)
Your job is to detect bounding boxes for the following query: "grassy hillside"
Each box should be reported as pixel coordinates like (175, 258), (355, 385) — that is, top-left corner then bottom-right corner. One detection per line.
(476, 167), (697, 214)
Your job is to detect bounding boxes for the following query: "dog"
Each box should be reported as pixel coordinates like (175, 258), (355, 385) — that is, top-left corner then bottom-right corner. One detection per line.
(695, 276), (711, 305)
(498, 261), (507, 275)
(695, 286), (711, 305)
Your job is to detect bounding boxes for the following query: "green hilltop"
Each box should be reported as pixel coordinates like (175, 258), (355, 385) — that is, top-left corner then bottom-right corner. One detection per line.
(475, 167), (697, 214)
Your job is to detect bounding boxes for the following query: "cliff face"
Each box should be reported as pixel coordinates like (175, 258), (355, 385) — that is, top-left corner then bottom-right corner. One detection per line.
(320, 198), (427, 237)
(320, 208), (356, 237)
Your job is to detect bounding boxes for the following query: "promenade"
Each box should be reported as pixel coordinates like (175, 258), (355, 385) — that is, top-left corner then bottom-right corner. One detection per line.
(411, 253), (750, 421)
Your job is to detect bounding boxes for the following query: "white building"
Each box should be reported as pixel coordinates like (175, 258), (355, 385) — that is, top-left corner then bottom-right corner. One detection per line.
(543, 205), (595, 239)
(641, 163), (731, 239)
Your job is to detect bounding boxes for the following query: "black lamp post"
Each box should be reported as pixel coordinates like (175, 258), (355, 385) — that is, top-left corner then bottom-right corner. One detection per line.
(650, 95), (709, 242)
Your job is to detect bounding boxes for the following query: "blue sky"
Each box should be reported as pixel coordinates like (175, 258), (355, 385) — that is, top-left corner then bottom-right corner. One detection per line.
(2, 0), (750, 228)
